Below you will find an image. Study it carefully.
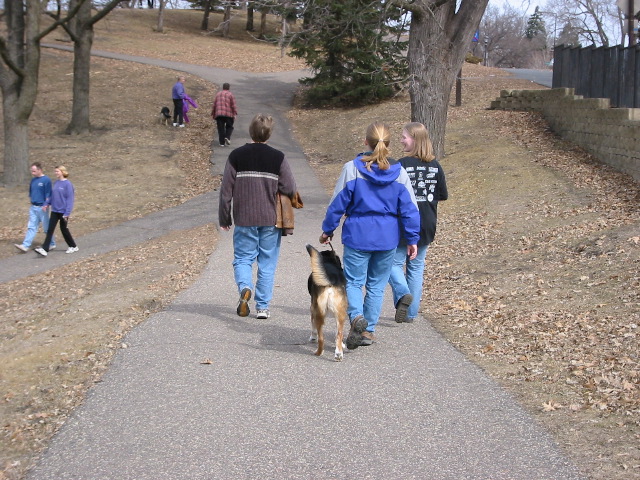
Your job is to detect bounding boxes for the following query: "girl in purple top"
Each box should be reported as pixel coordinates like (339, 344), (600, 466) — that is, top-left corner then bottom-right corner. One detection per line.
(35, 166), (79, 256)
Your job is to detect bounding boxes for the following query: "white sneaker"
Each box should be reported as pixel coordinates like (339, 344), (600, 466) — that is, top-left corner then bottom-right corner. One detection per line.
(256, 309), (270, 319)
(50, 245), (56, 250)
(14, 244), (28, 252)
(173, 123), (178, 127)
(65, 246), (79, 254)
(178, 124), (185, 128)
(224, 138), (231, 146)
(35, 247), (47, 257)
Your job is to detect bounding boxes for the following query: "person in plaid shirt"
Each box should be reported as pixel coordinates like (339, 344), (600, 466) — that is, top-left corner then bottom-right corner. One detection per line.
(211, 83), (238, 147)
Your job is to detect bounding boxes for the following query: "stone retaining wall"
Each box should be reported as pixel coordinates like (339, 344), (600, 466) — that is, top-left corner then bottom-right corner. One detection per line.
(490, 88), (640, 182)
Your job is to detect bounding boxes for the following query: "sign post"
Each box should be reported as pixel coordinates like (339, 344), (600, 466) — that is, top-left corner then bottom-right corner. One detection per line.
(617, 0), (637, 45)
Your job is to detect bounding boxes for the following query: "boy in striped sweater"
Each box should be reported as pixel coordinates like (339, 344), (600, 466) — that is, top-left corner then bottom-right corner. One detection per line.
(218, 114), (297, 320)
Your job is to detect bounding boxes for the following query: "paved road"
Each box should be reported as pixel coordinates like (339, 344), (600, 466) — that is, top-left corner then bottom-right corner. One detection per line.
(17, 49), (583, 479)
(503, 68), (553, 87)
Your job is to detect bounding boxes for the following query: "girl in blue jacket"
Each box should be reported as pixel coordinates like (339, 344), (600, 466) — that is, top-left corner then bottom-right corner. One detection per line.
(320, 121), (420, 350)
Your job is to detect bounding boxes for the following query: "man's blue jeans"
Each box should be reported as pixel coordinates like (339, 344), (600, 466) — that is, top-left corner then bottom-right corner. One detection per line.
(22, 205), (55, 249)
(388, 245), (429, 321)
(342, 245), (395, 333)
(232, 226), (282, 310)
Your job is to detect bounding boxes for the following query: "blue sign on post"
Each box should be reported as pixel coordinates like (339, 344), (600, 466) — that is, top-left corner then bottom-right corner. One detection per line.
(472, 30), (479, 42)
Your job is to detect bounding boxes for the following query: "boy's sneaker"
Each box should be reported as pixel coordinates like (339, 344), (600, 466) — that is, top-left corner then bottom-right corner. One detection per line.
(34, 247), (47, 257)
(256, 309), (270, 319)
(65, 246), (79, 254)
(395, 293), (413, 323)
(236, 287), (252, 317)
(14, 244), (28, 252)
(346, 315), (368, 350)
(224, 138), (231, 146)
(49, 244), (56, 250)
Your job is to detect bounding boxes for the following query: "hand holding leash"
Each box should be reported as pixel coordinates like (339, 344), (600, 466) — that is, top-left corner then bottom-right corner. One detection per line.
(319, 232), (332, 244)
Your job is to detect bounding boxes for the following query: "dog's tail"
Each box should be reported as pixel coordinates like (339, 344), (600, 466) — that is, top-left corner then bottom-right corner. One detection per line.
(306, 244), (332, 287)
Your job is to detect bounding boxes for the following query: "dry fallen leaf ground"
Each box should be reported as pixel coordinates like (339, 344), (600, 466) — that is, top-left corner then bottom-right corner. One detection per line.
(0, 8), (638, 480)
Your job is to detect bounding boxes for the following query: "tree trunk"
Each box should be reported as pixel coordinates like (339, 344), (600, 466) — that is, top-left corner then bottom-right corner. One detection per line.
(65, 0), (125, 135)
(223, 5), (231, 38)
(407, 0), (489, 159)
(67, 0), (93, 135)
(201, 0), (211, 31)
(157, 0), (166, 33)
(246, 3), (254, 31)
(259, 9), (267, 39)
(0, 0), (42, 186)
(2, 98), (30, 185)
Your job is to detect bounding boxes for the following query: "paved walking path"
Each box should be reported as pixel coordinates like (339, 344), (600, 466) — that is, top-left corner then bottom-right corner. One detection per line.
(14, 49), (584, 479)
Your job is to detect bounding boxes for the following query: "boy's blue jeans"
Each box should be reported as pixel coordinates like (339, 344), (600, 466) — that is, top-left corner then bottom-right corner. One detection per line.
(232, 226), (282, 310)
(388, 245), (429, 321)
(342, 245), (395, 332)
(22, 205), (55, 248)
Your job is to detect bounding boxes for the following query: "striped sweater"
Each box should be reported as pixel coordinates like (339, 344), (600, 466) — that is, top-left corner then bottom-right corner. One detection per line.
(218, 142), (296, 228)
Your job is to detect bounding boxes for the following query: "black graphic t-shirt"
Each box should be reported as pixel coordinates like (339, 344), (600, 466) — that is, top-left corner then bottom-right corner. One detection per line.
(399, 156), (448, 246)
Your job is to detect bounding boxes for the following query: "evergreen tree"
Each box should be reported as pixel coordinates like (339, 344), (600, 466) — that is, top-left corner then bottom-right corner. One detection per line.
(288, 0), (407, 106)
(525, 6), (547, 40)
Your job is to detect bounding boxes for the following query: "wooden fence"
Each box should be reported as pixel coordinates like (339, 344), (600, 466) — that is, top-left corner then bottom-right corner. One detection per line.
(552, 44), (640, 108)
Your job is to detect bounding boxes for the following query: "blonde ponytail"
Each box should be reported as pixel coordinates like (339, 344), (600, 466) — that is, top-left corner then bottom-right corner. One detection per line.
(361, 121), (391, 171)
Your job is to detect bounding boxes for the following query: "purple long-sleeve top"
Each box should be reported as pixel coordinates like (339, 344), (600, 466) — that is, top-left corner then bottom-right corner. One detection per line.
(49, 179), (75, 217)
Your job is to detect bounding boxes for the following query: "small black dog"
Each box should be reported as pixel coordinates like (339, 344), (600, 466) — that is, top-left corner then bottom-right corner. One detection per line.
(160, 106), (171, 125)
(306, 243), (348, 361)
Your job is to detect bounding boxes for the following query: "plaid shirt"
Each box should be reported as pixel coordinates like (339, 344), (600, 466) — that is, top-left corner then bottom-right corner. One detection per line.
(211, 90), (238, 118)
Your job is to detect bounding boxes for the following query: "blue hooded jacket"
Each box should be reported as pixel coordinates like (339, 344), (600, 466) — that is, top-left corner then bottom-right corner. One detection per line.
(322, 154), (420, 251)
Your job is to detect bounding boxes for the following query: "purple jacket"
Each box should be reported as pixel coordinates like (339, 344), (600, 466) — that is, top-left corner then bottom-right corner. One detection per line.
(182, 94), (198, 123)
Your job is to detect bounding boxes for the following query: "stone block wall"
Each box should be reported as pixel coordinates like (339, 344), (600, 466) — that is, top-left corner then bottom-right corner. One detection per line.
(490, 88), (640, 182)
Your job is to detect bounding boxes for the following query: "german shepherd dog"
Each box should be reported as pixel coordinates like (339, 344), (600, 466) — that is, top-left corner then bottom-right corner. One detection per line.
(160, 106), (171, 125)
(306, 243), (348, 361)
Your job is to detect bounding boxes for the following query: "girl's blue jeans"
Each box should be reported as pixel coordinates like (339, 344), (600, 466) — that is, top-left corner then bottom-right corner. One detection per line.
(388, 245), (429, 321)
(232, 226), (282, 310)
(342, 245), (395, 333)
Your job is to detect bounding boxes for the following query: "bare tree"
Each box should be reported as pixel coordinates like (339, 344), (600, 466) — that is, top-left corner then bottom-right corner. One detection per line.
(403, 0), (490, 159)
(201, 0), (213, 31)
(246, 1), (255, 31)
(481, 4), (530, 67)
(62, 0), (127, 134)
(543, 0), (621, 47)
(156, 0), (167, 32)
(0, 0), (83, 185)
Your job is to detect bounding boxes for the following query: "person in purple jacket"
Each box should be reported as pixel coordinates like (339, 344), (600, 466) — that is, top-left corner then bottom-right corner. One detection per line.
(35, 166), (78, 256)
(319, 121), (420, 349)
(171, 75), (186, 127)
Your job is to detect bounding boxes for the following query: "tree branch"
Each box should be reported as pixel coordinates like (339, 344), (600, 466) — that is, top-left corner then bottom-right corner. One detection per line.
(35, 0), (89, 42)
(89, 0), (129, 27)
(0, 37), (25, 78)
